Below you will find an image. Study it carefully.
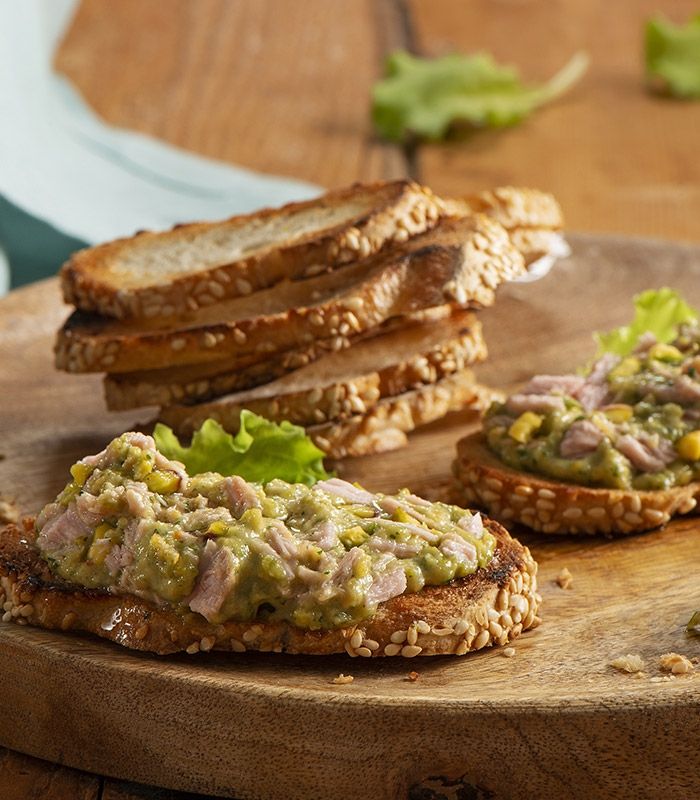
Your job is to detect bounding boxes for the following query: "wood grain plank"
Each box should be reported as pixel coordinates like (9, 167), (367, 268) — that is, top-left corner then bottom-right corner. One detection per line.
(101, 778), (212, 799)
(409, 0), (700, 241)
(55, 0), (408, 188)
(1, 236), (699, 800)
(0, 747), (99, 800)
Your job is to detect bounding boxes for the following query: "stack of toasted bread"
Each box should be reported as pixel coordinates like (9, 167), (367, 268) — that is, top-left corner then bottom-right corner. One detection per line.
(54, 180), (563, 458)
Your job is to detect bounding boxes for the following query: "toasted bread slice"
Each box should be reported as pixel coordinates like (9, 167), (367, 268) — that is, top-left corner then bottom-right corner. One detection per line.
(444, 186), (564, 265)
(55, 215), (524, 374)
(453, 432), (700, 536)
(61, 180), (443, 320)
(307, 370), (496, 459)
(0, 518), (539, 657)
(153, 311), (485, 429)
(103, 307), (458, 410)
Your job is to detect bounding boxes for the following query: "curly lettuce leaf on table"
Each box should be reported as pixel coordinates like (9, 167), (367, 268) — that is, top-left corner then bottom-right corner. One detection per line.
(372, 50), (588, 142)
(646, 14), (700, 98)
(154, 412), (329, 485)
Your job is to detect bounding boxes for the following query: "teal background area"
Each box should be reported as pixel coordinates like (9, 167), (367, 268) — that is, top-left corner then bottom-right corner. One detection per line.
(0, 195), (87, 288)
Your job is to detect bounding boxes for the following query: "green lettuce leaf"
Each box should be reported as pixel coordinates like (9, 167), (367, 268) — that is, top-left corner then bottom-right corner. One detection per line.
(372, 50), (588, 142)
(688, 610), (700, 634)
(646, 14), (700, 98)
(153, 413), (329, 485)
(595, 288), (698, 357)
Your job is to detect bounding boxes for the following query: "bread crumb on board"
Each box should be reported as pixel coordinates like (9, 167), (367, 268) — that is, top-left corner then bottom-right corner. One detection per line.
(332, 673), (354, 685)
(610, 654), (645, 674)
(659, 652), (694, 675)
(555, 567), (573, 590)
(0, 499), (19, 525)
(406, 671), (419, 682)
(502, 647), (516, 658)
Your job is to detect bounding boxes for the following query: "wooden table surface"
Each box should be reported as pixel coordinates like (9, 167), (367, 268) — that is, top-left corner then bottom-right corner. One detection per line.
(4, 1), (700, 798)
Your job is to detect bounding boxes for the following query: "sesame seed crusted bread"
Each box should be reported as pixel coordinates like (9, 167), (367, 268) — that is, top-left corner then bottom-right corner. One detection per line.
(0, 517), (540, 657)
(60, 180), (443, 320)
(55, 214), (525, 374)
(454, 432), (700, 536)
(103, 306), (459, 410)
(155, 311), (486, 429)
(443, 186), (564, 265)
(307, 370), (496, 460)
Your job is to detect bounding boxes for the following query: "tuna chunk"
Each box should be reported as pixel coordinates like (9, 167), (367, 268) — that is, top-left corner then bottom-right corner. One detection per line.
(439, 533), (477, 566)
(188, 540), (237, 621)
(316, 479), (375, 505)
(559, 420), (604, 459)
(366, 568), (407, 605)
(522, 374), (585, 396)
(616, 433), (676, 473)
(506, 393), (565, 415)
(224, 476), (261, 516)
(36, 504), (93, 557)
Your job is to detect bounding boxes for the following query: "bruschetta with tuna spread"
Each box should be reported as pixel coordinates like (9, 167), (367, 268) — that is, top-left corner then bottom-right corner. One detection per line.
(0, 431), (539, 657)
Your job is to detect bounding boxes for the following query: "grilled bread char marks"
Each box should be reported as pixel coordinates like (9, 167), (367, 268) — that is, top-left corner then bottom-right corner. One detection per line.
(55, 214), (525, 375)
(155, 311), (486, 429)
(61, 180), (444, 320)
(0, 518), (539, 657)
(454, 433), (700, 536)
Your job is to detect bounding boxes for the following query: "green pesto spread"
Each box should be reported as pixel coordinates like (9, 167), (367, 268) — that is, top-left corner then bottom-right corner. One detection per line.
(485, 325), (700, 491)
(35, 432), (494, 630)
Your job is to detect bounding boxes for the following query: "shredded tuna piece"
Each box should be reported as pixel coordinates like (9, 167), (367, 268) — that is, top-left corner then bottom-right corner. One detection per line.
(188, 541), (237, 621)
(36, 505), (92, 557)
(366, 568), (407, 604)
(652, 375), (700, 404)
(616, 433), (675, 473)
(633, 331), (657, 353)
(439, 533), (477, 566)
(506, 393), (565, 415)
(104, 544), (134, 577)
(559, 420), (604, 459)
(586, 353), (619, 385)
(309, 520), (339, 551)
(316, 478), (375, 505)
(224, 476), (261, 516)
(522, 374), (585, 396)
(396, 522), (440, 543)
(458, 512), (483, 538)
(125, 486), (151, 518)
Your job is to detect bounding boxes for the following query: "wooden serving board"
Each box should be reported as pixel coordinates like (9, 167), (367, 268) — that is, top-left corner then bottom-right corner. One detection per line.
(0, 234), (699, 800)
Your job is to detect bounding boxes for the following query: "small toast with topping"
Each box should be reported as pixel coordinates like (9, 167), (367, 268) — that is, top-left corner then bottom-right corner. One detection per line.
(454, 318), (700, 535)
(0, 433), (539, 658)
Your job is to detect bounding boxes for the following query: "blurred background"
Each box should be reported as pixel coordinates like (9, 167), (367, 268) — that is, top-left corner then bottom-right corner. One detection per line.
(2, 0), (700, 294)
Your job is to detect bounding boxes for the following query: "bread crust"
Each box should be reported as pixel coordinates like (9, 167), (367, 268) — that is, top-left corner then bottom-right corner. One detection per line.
(453, 432), (700, 536)
(157, 316), (486, 431)
(0, 518), (539, 657)
(61, 180), (443, 320)
(308, 371), (496, 459)
(54, 215), (524, 374)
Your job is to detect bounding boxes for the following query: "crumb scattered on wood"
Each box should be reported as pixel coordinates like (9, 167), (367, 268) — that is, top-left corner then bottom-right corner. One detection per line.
(332, 673), (354, 685)
(610, 654), (645, 674)
(502, 647), (516, 658)
(406, 671), (419, 682)
(556, 567), (573, 589)
(0, 499), (19, 525)
(659, 652), (694, 675)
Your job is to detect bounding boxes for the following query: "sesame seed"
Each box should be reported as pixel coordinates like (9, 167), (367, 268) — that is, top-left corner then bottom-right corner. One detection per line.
(623, 511), (643, 525)
(488, 621), (504, 639)
(455, 640), (469, 656)
(431, 626), (454, 637)
(61, 612), (77, 631)
(356, 646), (372, 658)
(233, 329), (247, 344)
(230, 639), (246, 653)
(363, 639), (380, 651)
(537, 488), (556, 499)
(474, 630), (490, 650)
(453, 620), (469, 636)
(202, 332), (218, 348)
(642, 509), (666, 524)
(384, 643), (402, 656)
(171, 338), (186, 351)
(200, 636), (216, 652)
(1, 612), (11, 624)
(401, 645), (422, 658)
(611, 502), (624, 519)
(350, 630), (363, 649)
(186, 643), (200, 655)
(235, 278), (253, 295)
(587, 507), (606, 519)
(496, 588), (509, 611)
(344, 642), (358, 657)
(514, 484), (533, 496)
(390, 630), (407, 644)
(679, 496), (697, 514)
(628, 495), (642, 513)
(415, 620), (431, 635)
(407, 626), (418, 646)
